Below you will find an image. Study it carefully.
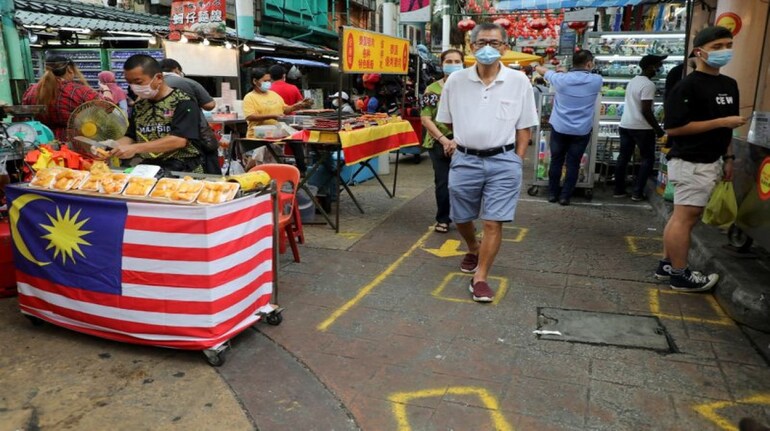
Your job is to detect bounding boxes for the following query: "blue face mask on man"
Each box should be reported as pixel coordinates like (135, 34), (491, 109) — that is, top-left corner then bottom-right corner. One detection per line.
(442, 64), (463, 75)
(475, 45), (502, 65)
(702, 49), (733, 68)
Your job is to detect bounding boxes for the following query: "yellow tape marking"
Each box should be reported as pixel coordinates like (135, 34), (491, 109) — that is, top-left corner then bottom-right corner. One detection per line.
(501, 226), (529, 243)
(624, 236), (664, 257)
(317, 227), (434, 331)
(389, 386), (514, 431)
(431, 272), (509, 305)
(648, 289), (734, 326)
(694, 394), (770, 431)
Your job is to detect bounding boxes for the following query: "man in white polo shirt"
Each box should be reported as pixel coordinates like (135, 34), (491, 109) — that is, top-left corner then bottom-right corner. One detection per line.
(436, 22), (539, 303)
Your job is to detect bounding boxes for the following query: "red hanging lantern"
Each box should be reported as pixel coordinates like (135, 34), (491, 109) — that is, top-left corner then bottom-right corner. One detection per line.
(494, 18), (512, 29)
(529, 18), (547, 31)
(567, 21), (589, 31)
(545, 46), (556, 56)
(458, 18), (476, 32)
(522, 47), (535, 55)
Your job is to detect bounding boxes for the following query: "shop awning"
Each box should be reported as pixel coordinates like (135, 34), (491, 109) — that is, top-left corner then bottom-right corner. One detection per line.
(259, 56), (331, 68)
(14, 0), (169, 33)
(496, 0), (643, 10)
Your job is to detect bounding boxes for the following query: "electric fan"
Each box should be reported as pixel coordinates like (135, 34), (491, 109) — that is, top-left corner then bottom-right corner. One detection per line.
(66, 101), (128, 155)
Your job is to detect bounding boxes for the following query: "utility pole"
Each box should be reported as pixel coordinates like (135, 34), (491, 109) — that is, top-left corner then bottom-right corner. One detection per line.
(441, 0), (450, 51)
(377, 0), (397, 175)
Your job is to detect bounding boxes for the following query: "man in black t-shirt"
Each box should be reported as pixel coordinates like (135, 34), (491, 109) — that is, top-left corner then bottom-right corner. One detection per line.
(656, 26), (747, 292)
(111, 55), (204, 173)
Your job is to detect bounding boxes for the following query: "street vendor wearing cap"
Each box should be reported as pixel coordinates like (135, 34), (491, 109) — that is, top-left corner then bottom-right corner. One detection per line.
(613, 54), (668, 201)
(110, 54), (205, 173)
(658, 26), (746, 292)
(436, 22), (538, 303)
(329, 91), (355, 114)
(22, 54), (108, 142)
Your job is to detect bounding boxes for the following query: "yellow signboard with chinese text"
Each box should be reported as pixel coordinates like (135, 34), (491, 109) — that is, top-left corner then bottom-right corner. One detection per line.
(341, 27), (410, 75)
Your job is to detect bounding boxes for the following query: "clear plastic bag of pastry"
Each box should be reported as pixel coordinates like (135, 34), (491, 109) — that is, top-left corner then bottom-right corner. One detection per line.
(123, 176), (158, 197)
(52, 169), (89, 191)
(29, 167), (66, 188)
(169, 177), (204, 203)
(149, 178), (182, 199)
(79, 174), (104, 192)
(99, 173), (130, 195)
(197, 181), (240, 204)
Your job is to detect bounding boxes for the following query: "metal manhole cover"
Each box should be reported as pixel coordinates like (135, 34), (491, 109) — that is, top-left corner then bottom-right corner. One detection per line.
(536, 307), (676, 353)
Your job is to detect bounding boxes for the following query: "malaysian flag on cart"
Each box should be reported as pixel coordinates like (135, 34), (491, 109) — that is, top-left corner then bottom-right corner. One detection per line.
(5, 186), (273, 350)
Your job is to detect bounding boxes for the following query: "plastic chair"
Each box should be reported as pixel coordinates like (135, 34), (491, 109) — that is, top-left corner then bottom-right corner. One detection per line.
(250, 164), (303, 262)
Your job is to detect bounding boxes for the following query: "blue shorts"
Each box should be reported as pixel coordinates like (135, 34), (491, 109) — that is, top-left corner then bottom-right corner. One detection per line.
(448, 149), (523, 223)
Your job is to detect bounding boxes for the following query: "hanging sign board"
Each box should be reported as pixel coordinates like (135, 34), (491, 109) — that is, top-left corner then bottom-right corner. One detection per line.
(341, 27), (410, 75)
(558, 23), (577, 56)
(169, 0), (227, 41)
(400, 0), (431, 23)
(564, 8), (596, 22)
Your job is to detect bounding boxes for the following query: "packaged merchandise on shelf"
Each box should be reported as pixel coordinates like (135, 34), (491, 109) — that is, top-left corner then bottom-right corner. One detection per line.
(108, 49), (165, 91)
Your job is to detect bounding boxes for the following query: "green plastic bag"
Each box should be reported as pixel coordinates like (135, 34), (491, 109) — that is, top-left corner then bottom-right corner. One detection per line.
(702, 181), (737, 228)
(663, 181), (675, 202)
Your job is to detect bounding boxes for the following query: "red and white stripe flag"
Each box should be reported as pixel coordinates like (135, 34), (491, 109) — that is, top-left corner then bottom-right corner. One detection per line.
(7, 186), (273, 350)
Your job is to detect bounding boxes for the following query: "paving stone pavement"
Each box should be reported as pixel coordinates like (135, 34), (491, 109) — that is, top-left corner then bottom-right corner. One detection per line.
(2, 150), (769, 430)
(258, 151), (770, 430)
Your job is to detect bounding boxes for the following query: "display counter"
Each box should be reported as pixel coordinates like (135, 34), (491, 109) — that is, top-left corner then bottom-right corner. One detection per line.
(6, 185), (275, 361)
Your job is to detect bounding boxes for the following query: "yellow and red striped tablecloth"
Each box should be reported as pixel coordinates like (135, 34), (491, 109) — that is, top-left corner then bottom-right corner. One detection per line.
(300, 121), (420, 166)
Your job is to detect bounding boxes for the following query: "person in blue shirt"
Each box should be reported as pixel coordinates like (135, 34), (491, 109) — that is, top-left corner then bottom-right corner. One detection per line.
(535, 50), (602, 205)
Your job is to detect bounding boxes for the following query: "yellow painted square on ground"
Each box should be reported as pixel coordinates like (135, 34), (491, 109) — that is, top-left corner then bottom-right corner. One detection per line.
(625, 236), (664, 256)
(389, 386), (513, 431)
(476, 226), (528, 243)
(432, 272), (508, 305)
(648, 289), (733, 326)
(694, 394), (770, 431)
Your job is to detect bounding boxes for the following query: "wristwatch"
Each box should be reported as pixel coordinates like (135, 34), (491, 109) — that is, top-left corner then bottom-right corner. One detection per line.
(722, 155), (735, 161)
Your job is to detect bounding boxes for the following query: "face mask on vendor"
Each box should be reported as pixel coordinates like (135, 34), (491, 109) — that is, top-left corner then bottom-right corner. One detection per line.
(130, 75), (161, 100)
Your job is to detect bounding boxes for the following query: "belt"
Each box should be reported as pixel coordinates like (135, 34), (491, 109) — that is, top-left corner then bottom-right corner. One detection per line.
(456, 143), (516, 157)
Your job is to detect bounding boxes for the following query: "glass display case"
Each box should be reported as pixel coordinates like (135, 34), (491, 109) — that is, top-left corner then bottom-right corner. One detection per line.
(527, 93), (599, 200)
(585, 32), (683, 181)
(107, 49), (165, 92)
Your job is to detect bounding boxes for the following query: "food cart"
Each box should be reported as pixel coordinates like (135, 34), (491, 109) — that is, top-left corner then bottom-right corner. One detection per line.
(5, 170), (280, 366)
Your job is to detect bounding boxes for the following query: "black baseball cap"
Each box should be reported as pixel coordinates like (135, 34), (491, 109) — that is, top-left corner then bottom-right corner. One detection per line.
(693, 25), (733, 48)
(639, 54), (667, 69)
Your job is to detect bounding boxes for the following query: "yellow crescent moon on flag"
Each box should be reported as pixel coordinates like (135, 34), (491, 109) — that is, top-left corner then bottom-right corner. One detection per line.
(9, 193), (52, 267)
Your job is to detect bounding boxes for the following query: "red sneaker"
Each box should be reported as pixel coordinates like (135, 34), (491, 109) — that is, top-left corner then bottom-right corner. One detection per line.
(469, 280), (494, 303)
(460, 253), (478, 273)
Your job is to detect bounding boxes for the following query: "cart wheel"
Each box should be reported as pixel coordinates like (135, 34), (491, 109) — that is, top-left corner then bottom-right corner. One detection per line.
(265, 312), (283, 326)
(26, 315), (44, 326)
(584, 189), (593, 201)
(203, 350), (225, 367)
(527, 185), (539, 196)
(727, 224), (753, 252)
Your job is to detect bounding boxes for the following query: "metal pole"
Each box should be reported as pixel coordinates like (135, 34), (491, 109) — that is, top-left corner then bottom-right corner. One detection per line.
(379, 1), (397, 176)
(442, 0), (451, 51)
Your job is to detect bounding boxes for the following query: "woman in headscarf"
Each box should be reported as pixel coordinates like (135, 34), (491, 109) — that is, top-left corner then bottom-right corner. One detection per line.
(98, 71), (128, 113)
(22, 54), (106, 142)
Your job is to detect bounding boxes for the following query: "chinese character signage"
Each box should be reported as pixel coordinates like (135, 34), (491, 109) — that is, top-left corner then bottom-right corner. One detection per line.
(169, 0), (227, 41)
(400, 0), (431, 23)
(341, 27), (410, 75)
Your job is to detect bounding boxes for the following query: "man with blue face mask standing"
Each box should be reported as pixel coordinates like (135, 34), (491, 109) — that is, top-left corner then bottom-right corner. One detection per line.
(535, 50), (602, 205)
(656, 26), (746, 292)
(436, 23), (539, 302)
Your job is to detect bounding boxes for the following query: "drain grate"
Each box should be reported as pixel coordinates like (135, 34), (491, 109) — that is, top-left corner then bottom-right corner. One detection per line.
(536, 307), (676, 353)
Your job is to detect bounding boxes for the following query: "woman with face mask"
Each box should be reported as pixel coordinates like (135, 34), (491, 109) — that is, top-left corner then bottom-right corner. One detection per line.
(242, 67), (312, 140)
(420, 49), (464, 233)
(22, 54), (107, 142)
